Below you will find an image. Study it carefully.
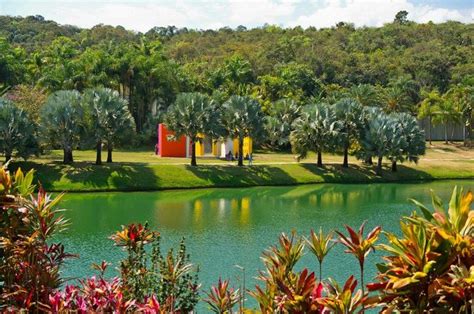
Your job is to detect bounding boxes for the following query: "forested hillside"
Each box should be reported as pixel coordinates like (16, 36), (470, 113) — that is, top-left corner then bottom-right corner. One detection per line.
(0, 13), (472, 141)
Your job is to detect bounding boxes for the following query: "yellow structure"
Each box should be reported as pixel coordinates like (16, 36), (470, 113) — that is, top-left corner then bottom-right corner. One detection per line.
(194, 136), (253, 158)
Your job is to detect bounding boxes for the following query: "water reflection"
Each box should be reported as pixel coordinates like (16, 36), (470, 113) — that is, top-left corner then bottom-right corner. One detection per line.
(61, 181), (473, 235)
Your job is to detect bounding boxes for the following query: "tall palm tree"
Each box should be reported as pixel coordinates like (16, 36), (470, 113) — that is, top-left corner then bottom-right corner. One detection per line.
(165, 92), (221, 166)
(82, 88), (135, 165)
(333, 98), (363, 167)
(433, 99), (462, 144)
(290, 103), (337, 167)
(418, 90), (442, 145)
(444, 85), (473, 146)
(0, 98), (38, 162)
(221, 95), (265, 166)
(40, 90), (84, 164)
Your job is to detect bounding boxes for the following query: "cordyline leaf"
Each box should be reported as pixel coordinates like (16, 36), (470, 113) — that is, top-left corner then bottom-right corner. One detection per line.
(410, 198), (434, 221)
(391, 277), (417, 289)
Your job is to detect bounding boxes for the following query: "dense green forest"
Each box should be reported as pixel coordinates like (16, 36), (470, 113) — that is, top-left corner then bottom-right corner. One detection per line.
(0, 13), (472, 143)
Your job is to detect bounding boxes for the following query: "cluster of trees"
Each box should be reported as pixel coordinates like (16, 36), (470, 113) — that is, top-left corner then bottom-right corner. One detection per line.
(0, 88), (134, 164)
(0, 13), (472, 144)
(163, 91), (425, 172)
(290, 99), (426, 173)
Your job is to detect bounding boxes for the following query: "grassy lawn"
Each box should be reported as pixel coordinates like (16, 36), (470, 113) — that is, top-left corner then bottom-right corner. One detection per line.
(8, 142), (474, 192)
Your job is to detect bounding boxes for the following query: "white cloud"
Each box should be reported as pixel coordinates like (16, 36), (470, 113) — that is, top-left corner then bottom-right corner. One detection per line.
(1, 0), (471, 31)
(294, 0), (472, 28)
(227, 0), (296, 25)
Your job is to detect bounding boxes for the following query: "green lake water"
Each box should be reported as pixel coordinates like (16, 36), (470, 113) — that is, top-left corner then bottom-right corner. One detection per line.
(58, 180), (473, 310)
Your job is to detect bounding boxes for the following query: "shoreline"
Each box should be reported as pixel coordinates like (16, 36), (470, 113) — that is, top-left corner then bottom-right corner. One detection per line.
(10, 162), (474, 193)
(50, 177), (474, 194)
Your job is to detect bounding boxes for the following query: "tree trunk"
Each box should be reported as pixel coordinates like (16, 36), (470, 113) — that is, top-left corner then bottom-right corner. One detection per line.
(96, 141), (102, 165)
(376, 156), (383, 175)
(391, 160), (397, 172)
(428, 116), (432, 145)
(342, 146), (349, 168)
(317, 151), (322, 167)
(107, 145), (113, 163)
(63, 148), (73, 164)
(238, 137), (244, 166)
(445, 123), (448, 144)
(365, 156), (373, 165)
(191, 141), (197, 166)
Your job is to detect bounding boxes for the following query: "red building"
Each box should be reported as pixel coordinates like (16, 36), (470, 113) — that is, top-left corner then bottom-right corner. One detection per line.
(157, 124), (188, 157)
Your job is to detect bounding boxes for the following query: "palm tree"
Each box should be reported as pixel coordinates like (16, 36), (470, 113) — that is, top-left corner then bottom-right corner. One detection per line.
(333, 98), (363, 167)
(418, 90), (442, 145)
(82, 88), (135, 165)
(165, 92), (221, 166)
(40, 90), (84, 164)
(0, 98), (38, 162)
(347, 84), (381, 107)
(391, 112), (426, 171)
(265, 98), (301, 149)
(433, 99), (462, 144)
(290, 103), (338, 167)
(221, 95), (265, 166)
(360, 113), (393, 175)
(444, 85), (473, 146)
(384, 76), (420, 114)
(359, 106), (384, 165)
(384, 119), (406, 173)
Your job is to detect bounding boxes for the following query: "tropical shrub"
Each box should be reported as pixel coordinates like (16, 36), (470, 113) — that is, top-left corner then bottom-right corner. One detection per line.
(204, 278), (240, 313)
(249, 232), (323, 312)
(0, 167), (73, 311)
(111, 223), (200, 312)
(369, 187), (473, 312)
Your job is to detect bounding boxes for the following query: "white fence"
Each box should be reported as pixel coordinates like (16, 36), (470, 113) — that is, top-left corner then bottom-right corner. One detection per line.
(418, 118), (466, 141)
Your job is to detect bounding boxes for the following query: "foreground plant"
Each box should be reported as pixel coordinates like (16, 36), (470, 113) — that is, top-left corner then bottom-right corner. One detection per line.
(250, 232), (324, 312)
(369, 186), (473, 312)
(336, 222), (381, 296)
(205, 278), (240, 313)
(305, 228), (336, 279)
(0, 167), (74, 311)
(317, 275), (366, 314)
(47, 262), (162, 313)
(111, 223), (200, 312)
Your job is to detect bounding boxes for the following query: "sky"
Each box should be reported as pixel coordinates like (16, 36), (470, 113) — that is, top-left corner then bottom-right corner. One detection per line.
(0, 0), (472, 32)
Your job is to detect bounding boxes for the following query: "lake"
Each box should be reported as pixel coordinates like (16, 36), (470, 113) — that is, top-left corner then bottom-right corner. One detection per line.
(58, 180), (473, 309)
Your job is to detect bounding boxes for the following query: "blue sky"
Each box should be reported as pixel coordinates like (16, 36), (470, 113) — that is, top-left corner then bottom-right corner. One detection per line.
(0, 1), (472, 31)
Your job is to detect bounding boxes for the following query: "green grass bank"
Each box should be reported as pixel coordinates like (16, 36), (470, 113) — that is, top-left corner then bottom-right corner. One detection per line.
(11, 160), (474, 192)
